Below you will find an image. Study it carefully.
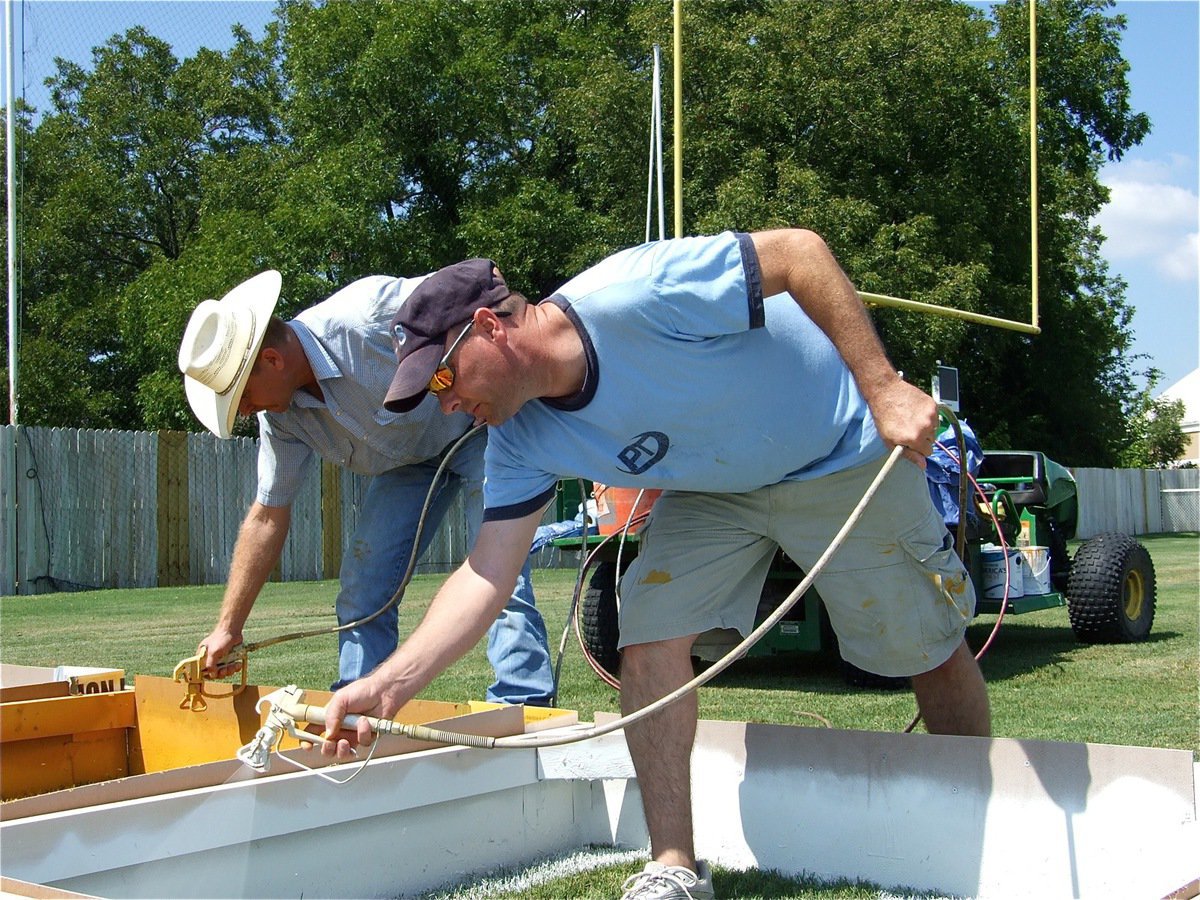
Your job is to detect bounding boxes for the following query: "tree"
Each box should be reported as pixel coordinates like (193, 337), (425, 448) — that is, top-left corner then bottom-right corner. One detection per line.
(676, 0), (1148, 465)
(988, 0), (1149, 464)
(5, 0), (1157, 463)
(1120, 381), (1188, 468)
(273, 0), (651, 296)
(9, 23), (284, 429)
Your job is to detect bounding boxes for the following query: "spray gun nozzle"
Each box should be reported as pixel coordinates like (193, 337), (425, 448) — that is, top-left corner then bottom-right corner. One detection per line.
(234, 685), (311, 773)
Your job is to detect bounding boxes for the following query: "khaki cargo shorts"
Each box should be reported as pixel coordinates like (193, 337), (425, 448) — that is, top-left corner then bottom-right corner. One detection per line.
(616, 456), (975, 677)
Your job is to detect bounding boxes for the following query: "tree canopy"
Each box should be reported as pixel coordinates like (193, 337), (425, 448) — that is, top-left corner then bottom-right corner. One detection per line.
(0, 0), (1168, 465)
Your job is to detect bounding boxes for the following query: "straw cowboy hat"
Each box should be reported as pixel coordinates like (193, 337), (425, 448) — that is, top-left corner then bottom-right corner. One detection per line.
(178, 270), (281, 439)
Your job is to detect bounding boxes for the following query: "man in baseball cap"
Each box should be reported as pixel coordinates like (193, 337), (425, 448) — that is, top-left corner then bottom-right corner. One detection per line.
(325, 229), (988, 900)
(384, 258), (511, 414)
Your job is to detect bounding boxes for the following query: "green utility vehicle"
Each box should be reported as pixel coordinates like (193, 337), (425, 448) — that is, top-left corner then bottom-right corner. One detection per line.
(558, 441), (1156, 687)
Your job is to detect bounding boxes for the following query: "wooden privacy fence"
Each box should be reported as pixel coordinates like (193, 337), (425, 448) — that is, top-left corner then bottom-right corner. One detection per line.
(1073, 466), (1198, 538)
(1, 425), (1196, 596)
(0, 425), (572, 596)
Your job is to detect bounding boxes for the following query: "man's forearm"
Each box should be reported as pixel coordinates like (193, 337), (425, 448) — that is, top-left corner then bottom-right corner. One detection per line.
(358, 512), (543, 716)
(753, 229), (898, 400)
(368, 561), (514, 707)
(219, 502), (291, 632)
(752, 228), (937, 461)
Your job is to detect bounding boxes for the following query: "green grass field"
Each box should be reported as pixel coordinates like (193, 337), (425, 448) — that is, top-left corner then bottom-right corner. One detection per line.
(2, 533), (1196, 753)
(1, 533), (1196, 898)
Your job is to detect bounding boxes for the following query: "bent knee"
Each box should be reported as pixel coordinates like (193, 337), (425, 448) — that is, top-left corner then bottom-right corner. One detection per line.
(620, 635), (697, 673)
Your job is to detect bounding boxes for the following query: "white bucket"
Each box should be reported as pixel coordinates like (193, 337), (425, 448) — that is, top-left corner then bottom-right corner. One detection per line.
(1020, 546), (1052, 595)
(981, 547), (1024, 599)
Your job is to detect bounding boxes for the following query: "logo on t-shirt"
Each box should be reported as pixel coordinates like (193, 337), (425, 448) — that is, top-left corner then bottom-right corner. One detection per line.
(616, 431), (670, 475)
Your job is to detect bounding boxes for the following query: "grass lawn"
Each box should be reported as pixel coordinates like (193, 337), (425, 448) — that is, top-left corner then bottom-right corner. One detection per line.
(1, 532), (1196, 898)
(2, 533), (1195, 752)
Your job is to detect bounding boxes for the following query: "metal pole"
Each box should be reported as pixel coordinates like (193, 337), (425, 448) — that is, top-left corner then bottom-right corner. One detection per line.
(6, 0), (17, 423)
(1029, 0), (1039, 329)
(654, 46), (665, 242)
(646, 46), (660, 243)
(860, 290), (1041, 335)
(672, 0), (682, 238)
(3, 0), (15, 594)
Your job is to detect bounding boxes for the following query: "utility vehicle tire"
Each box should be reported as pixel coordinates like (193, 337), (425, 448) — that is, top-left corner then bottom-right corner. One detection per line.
(580, 558), (633, 681)
(1066, 532), (1156, 643)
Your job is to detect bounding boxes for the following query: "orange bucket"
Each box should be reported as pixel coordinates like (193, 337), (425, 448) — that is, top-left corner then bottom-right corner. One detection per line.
(592, 484), (662, 535)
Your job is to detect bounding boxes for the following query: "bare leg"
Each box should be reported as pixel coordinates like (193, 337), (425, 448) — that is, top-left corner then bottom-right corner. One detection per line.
(620, 635), (699, 870)
(911, 639), (991, 736)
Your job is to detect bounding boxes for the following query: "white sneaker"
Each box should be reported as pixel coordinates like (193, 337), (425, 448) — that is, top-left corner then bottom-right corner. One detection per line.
(619, 860), (714, 899)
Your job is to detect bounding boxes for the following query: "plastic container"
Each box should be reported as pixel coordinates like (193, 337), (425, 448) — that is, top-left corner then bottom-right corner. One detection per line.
(592, 484), (661, 535)
(981, 546), (1025, 599)
(1019, 546), (1052, 594)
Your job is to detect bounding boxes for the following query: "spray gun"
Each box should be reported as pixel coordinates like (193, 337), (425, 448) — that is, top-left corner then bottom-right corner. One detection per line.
(236, 685), (498, 781)
(172, 644), (249, 711)
(236, 685), (325, 773)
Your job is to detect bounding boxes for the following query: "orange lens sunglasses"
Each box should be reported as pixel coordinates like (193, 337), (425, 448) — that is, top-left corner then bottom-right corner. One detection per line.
(429, 320), (475, 394)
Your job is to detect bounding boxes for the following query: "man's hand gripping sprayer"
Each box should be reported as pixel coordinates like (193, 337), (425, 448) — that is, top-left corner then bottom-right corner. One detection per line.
(237, 685), (499, 783)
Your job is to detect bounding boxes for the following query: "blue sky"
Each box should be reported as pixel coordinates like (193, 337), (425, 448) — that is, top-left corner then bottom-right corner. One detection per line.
(1093, 2), (1198, 394)
(4, 0), (1198, 393)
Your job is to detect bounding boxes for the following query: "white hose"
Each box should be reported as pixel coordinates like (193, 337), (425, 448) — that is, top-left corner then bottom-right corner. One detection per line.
(490, 443), (906, 749)
(306, 444), (907, 754)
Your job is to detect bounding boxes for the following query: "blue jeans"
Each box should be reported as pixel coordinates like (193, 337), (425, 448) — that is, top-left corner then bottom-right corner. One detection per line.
(530, 517), (592, 554)
(331, 429), (554, 704)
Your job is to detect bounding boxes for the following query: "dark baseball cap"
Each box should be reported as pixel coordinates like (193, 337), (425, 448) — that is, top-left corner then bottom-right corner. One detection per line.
(385, 258), (511, 412)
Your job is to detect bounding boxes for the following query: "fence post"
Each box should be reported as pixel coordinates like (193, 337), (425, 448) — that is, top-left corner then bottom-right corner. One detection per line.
(1140, 468), (1150, 535)
(322, 460), (342, 580)
(156, 430), (190, 586)
(1, 424), (15, 594)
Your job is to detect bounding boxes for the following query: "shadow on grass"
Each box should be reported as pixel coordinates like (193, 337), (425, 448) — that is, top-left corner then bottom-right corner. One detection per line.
(698, 654), (888, 694)
(970, 620), (1181, 669)
(692, 621), (1184, 694)
(714, 865), (938, 899)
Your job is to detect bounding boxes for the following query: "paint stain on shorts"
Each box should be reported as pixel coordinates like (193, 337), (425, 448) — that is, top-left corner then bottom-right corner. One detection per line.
(931, 573), (970, 618)
(639, 569), (673, 585)
(929, 571), (967, 593)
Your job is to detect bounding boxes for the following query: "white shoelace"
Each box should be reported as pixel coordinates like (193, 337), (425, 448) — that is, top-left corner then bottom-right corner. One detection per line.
(620, 866), (701, 900)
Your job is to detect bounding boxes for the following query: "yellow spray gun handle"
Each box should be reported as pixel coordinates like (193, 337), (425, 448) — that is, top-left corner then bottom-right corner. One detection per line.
(171, 644), (249, 711)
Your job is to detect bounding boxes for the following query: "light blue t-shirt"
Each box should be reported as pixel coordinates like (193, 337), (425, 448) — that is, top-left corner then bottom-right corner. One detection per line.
(483, 232), (885, 521)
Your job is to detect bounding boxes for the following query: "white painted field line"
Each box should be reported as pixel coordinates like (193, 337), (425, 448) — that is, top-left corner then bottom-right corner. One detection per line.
(419, 845), (647, 899)
(417, 846), (956, 899)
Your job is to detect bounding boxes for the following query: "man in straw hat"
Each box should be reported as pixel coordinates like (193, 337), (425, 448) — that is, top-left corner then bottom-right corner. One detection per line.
(316, 230), (990, 900)
(177, 270), (555, 703)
